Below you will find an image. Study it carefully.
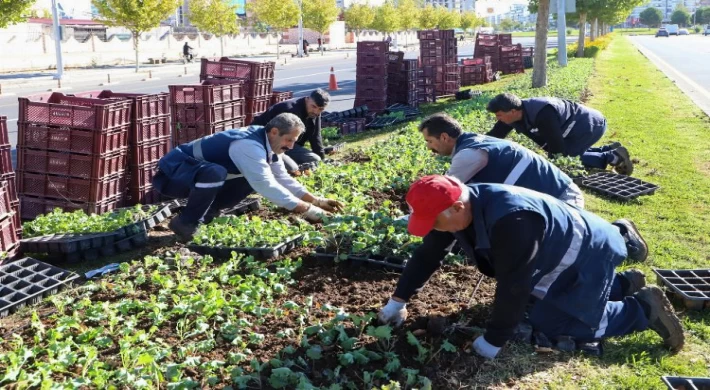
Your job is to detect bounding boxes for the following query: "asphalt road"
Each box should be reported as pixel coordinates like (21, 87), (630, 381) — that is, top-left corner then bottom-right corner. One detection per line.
(628, 35), (710, 116)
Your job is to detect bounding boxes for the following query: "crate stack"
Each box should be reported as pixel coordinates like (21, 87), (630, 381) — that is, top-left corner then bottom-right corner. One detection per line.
(199, 57), (276, 124)
(474, 33), (500, 73)
(498, 33), (513, 46)
(387, 54), (419, 107)
(418, 30), (460, 97)
(522, 47), (534, 69)
(271, 91), (293, 106)
(16, 93), (132, 219)
(460, 57), (494, 86)
(169, 80), (246, 146)
(0, 116), (20, 258)
(499, 44), (525, 75)
(354, 41), (390, 113)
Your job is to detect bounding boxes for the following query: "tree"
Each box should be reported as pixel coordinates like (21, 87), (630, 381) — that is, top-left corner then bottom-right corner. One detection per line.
(247, 0), (299, 59)
(671, 7), (690, 26)
(0, 0), (35, 29)
(397, 0), (420, 31)
(435, 7), (461, 30)
(343, 4), (375, 42)
(460, 12), (481, 36)
(189, 0), (240, 57)
(371, 1), (400, 35)
(639, 7), (663, 28)
(694, 7), (710, 24)
(303, 0), (339, 55)
(92, 0), (180, 72)
(498, 18), (517, 32)
(419, 5), (439, 30)
(532, 0), (550, 88)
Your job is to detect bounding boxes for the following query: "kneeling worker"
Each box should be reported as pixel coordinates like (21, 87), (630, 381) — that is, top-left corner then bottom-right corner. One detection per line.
(251, 89), (330, 174)
(153, 113), (345, 241)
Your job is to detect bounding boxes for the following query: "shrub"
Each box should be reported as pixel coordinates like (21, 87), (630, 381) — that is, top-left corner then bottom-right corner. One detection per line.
(565, 33), (614, 58)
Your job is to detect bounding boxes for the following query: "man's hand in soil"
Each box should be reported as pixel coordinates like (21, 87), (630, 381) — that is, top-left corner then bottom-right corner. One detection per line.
(377, 298), (407, 327)
(312, 197), (345, 213)
(472, 336), (501, 359)
(302, 204), (330, 223)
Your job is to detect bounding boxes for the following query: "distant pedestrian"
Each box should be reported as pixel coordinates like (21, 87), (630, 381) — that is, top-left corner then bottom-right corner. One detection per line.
(303, 39), (310, 57)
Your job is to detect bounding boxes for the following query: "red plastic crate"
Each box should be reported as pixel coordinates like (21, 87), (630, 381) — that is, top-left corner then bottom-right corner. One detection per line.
(19, 93), (132, 131)
(169, 80), (244, 105)
(356, 64), (388, 77)
(128, 163), (157, 189)
(0, 214), (18, 253)
(72, 90), (170, 120)
(17, 148), (127, 180)
(246, 96), (270, 114)
(0, 145), (13, 176)
(20, 194), (122, 220)
(358, 54), (389, 66)
(173, 117), (245, 145)
(357, 76), (386, 90)
(0, 182), (13, 219)
(0, 116), (9, 146)
(353, 98), (388, 112)
(2, 173), (18, 204)
(245, 79), (273, 98)
(419, 39), (457, 50)
(131, 137), (171, 166)
(418, 30), (455, 40)
(421, 57), (448, 67)
(133, 115), (171, 145)
(217, 58), (275, 79)
(200, 58), (275, 81)
(270, 91), (293, 106)
(18, 122), (129, 156)
(127, 184), (163, 206)
(10, 200), (20, 240)
(18, 172), (124, 203)
(172, 100), (246, 125)
(357, 41), (389, 54)
(420, 46), (457, 58)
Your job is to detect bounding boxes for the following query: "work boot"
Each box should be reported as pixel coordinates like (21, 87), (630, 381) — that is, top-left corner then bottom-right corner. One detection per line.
(606, 141), (622, 150)
(613, 219), (649, 262)
(203, 208), (224, 224)
(611, 147), (633, 175)
(618, 269), (646, 297)
(634, 286), (685, 353)
(169, 217), (198, 242)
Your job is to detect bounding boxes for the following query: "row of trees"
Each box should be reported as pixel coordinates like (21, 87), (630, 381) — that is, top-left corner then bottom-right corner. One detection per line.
(640, 5), (710, 28)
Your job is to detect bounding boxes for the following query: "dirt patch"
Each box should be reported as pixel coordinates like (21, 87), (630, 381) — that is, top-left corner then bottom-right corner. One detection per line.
(365, 188), (409, 213)
(340, 150), (372, 163)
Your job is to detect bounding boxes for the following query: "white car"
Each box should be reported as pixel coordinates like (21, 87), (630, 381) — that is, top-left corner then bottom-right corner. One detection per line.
(705, 25), (710, 36)
(678, 28), (689, 35)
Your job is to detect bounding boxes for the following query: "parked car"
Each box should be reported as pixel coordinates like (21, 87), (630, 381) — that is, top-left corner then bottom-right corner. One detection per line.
(664, 24), (680, 35)
(704, 25), (710, 36)
(656, 28), (670, 37)
(678, 28), (689, 35)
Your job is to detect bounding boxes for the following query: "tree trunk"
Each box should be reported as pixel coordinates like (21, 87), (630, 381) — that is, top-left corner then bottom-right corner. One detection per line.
(133, 30), (140, 73)
(591, 18), (597, 41)
(532, 0), (550, 88)
(220, 36), (224, 57)
(577, 12), (587, 58)
(276, 38), (280, 59)
(320, 33), (324, 56)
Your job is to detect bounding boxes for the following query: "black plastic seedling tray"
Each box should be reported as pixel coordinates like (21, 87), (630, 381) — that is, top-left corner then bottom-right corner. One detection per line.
(222, 198), (261, 216)
(313, 248), (408, 272)
(654, 268), (710, 310)
(298, 161), (320, 172)
(21, 232), (117, 254)
(188, 235), (303, 260)
(324, 143), (346, 154)
(662, 376), (710, 390)
(366, 117), (402, 129)
(0, 257), (79, 317)
(580, 172), (659, 201)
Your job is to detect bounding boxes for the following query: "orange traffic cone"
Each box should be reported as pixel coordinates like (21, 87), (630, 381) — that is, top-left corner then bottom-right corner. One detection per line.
(329, 67), (339, 91)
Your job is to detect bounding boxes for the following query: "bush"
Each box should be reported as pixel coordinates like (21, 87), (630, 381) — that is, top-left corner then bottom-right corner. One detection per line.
(566, 33), (614, 58)
(694, 26), (701, 33)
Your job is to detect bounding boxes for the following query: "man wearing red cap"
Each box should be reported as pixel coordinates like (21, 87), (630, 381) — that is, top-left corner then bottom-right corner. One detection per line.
(378, 175), (684, 358)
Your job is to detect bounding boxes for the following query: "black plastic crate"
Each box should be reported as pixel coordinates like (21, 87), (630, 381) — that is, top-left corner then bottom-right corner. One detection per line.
(0, 257), (79, 317)
(313, 248), (407, 272)
(654, 268), (710, 310)
(188, 235), (303, 260)
(662, 376), (710, 390)
(222, 198), (260, 216)
(580, 172), (659, 200)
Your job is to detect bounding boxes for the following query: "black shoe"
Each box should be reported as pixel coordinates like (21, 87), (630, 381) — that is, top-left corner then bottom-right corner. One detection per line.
(203, 209), (223, 224)
(618, 269), (646, 296)
(611, 147), (633, 175)
(169, 217), (198, 242)
(606, 141), (622, 150)
(613, 219), (648, 262)
(634, 286), (684, 353)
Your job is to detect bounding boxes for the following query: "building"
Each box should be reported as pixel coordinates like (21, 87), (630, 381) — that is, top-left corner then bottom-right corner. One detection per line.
(629, 0), (705, 23)
(336, 0), (386, 8)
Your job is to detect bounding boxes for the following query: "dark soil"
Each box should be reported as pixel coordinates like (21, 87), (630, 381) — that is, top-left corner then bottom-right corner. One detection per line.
(340, 150), (372, 163)
(366, 188), (409, 214)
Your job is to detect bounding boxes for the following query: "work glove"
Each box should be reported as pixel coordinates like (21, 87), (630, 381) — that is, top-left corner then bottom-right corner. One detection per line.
(312, 197), (345, 213)
(472, 336), (501, 359)
(377, 298), (408, 327)
(302, 204), (330, 223)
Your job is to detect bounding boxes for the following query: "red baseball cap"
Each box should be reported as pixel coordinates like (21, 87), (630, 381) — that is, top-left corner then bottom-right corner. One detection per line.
(406, 175), (463, 237)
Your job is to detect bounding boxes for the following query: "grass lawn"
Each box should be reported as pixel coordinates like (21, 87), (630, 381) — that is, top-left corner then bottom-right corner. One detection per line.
(614, 27), (658, 35)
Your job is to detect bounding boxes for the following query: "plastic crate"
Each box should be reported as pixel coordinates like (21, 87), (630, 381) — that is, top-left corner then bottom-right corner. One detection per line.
(18, 122), (129, 156)
(357, 41), (389, 54)
(419, 39), (457, 50)
(580, 172), (659, 200)
(200, 57), (275, 81)
(18, 172), (124, 203)
(356, 64), (388, 77)
(0, 182), (13, 220)
(2, 173), (18, 205)
(72, 90), (170, 120)
(338, 118), (366, 135)
(126, 184), (163, 206)
(19, 93), (132, 131)
(131, 137), (171, 166)
(20, 194), (122, 220)
(11, 200), (20, 241)
(353, 98), (388, 113)
(245, 79), (273, 98)
(418, 30), (455, 40)
(246, 96), (270, 115)
(169, 80), (244, 105)
(173, 117), (245, 146)
(661, 376), (710, 389)
(133, 115), (171, 145)
(171, 100), (245, 125)
(270, 91), (293, 106)
(357, 76), (387, 90)
(128, 163), (158, 189)
(0, 214), (19, 253)
(17, 148), (127, 180)
(654, 269), (710, 310)
(0, 116), (9, 146)
(420, 46), (457, 58)
(0, 145), (12, 176)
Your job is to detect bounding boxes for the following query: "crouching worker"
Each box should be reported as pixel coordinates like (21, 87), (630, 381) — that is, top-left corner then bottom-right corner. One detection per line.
(378, 175), (684, 359)
(153, 113), (345, 241)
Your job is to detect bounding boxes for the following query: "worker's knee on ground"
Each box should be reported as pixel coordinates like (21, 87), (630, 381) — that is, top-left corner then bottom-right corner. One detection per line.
(305, 152), (321, 163)
(195, 164), (228, 188)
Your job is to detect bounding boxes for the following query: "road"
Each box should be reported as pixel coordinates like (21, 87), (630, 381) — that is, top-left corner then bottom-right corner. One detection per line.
(0, 35), (569, 152)
(628, 35), (710, 116)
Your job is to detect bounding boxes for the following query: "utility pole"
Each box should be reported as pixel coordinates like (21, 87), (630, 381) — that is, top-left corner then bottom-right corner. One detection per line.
(557, 0), (567, 66)
(51, 0), (64, 80)
(297, 0), (304, 58)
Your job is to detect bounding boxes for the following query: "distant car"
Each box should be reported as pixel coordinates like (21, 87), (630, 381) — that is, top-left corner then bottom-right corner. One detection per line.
(678, 28), (689, 35)
(656, 28), (669, 37)
(704, 25), (710, 36)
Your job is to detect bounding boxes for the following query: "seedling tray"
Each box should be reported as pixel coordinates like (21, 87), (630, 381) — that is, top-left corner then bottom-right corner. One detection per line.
(366, 117), (402, 129)
(298, 162), (320, 172)
(313, 248), (407, 272)
(188, 235), (303, 260)
(0, 257), (79, 317)
(580, 172), (659, 201)
(662, 376), (710, 390)
(222, 198), (261, 216)
(20, 232), (117, 254)
(654, 268), (710, 310)
(324, 143), (345, 154)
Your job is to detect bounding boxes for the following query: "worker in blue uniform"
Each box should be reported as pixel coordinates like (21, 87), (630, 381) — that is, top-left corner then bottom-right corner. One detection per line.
(153, 113), (344, 241)
(378, 175), (684, 358)
(486, 93), (634, 175)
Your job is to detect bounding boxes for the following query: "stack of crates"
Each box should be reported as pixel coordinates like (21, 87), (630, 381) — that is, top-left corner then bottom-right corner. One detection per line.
(387, 54), (419, 107)
(460, 57), (494, 86)
(169, 79), (246, 146)
(199, 57), (276, 124)
(0, 116), (20, 258)
(16, 93), (132, 219)
(354, 41), (390, 113)
(418, 30), (460, 97)
(73, 91), (172, 206)
(522, 47), (534, 69)
(498, 33), (513, 46)
(474, 33), (500, 73)
(499, 44), (525, 75)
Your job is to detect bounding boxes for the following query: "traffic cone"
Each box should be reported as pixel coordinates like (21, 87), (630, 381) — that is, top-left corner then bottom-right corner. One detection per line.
(328, 67), (339, 91)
